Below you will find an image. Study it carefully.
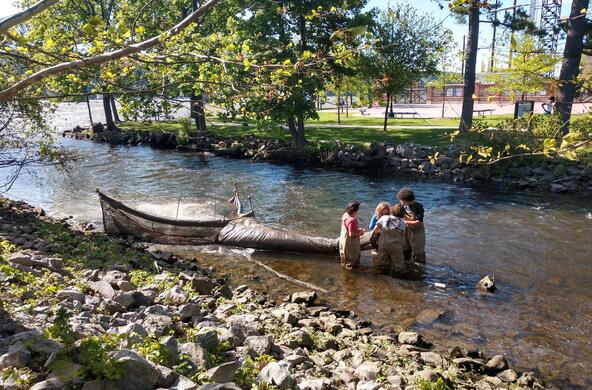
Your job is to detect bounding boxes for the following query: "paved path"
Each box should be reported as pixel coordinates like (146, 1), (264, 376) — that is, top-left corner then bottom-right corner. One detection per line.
(211, 121), (456, 130)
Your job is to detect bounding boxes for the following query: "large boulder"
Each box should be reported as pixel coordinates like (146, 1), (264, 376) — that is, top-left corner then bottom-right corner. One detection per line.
(244, 335), (273, 357)
(257, 361), (294, 389)
(113, 349), (161, 390)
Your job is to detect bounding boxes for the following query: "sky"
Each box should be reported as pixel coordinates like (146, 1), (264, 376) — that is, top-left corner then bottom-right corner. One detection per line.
(0, 0), (574, 72)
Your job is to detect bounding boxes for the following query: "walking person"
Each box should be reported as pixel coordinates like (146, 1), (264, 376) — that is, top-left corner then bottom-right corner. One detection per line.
(339, 200), (364, 270)
(542, 96), (556, 115)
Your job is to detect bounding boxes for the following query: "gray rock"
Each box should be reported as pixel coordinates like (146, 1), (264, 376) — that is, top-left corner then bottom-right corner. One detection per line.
(244, 335), (273, 357)
(397, 331), (429, 347)
(132, 290), (155, 307)
(90, 280), (116, 299)
(414, 369), (441, 382)
(286, 330), (314, 349)
(0, 348), (31, 369)
(170, 375), (199, 390)
(517, 371), (536, 387)
(81, 380), (118, 390)
(354, 361), (381, 381)
(192, 276), (216, 295)
(112, 292), (135, 309)
(31, 338), (62, 355)
(485, 354), (508, 372)
(99, 299), (126, 314)
(158, 285), (189, 306)
(113, 349), (161, 390)
(477, 275), (496, 292)
(356, 381), (382, 390)
(156, 364), (179, 387)
(179, 343), (211, 369)
(116, 280), (134, 291)
(29, 377), (64, 390)
(143, 314), (173, 337)
(290, 291), (317, 305)
(48, 361), (84, 383)
(56, 289), (86, 303)
(179, 303), (201, 322)
(257, 361), (294, 389)
(160, 335), (179, 366)
(196, 330), (219, 352)
(198, 383), (242, 390)
(297, 377), (331, 390)
(387, 375), (405, 388)
(116, 323), (148, 344)
(420, 352), (444, 367)
(8, 252), (34, 266)
(497, 369), (518, 383)
(207, 361), (239, 383)
(227, 314), (260, 343)
(453, 357), (485, 372)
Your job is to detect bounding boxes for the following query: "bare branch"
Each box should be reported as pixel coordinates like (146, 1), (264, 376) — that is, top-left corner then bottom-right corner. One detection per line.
(0, 0), (62, 35)
(0, 0), (221, 101)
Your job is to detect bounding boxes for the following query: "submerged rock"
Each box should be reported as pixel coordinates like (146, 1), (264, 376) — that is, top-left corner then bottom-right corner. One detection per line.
(477, 275), (496, 292)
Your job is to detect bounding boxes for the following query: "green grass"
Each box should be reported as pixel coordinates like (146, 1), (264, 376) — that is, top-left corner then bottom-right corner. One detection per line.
(118, 120), (453, 147)
(312, 110), (460, 127)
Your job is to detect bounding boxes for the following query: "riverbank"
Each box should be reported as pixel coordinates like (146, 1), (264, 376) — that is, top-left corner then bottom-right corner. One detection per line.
(64, 123), (592, 194)
(0, 197), (547, 389)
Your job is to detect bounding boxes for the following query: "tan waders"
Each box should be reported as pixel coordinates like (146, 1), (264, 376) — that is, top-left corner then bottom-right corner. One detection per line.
(339, 222), (360, 270)
(403, 224), (426, 263)
(376, 227), (405, 274)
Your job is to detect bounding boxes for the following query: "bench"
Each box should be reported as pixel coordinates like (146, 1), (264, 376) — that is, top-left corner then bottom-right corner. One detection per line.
(474, 108), (494, 116)
(389, 111), (418, 118)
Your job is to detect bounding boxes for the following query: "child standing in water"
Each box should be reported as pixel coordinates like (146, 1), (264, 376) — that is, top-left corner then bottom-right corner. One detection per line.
(369, 202), (391, 252)
(339, 200), (364, 270)
(392, 188), (426, 263)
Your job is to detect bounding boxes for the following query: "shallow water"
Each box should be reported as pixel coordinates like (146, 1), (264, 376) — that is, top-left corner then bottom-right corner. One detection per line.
(2, 135), (592, 388)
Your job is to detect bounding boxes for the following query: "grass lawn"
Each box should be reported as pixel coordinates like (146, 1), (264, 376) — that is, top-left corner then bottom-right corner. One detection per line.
(118, 120), (453, 147)
(312, 110), (460, 127)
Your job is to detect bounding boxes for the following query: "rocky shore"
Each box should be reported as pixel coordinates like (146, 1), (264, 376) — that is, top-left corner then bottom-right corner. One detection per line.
(0, 197), (547, 390)
(63, 123), (592, 194)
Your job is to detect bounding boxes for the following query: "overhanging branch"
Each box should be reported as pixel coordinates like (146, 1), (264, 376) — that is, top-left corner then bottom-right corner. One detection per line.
(0, 0), (62, 35)
(0, 0), (221, 101)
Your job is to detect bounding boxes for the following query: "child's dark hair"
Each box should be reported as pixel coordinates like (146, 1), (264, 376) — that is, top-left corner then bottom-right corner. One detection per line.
(396, 187), (415, 202)
(345, 200), (360, 214)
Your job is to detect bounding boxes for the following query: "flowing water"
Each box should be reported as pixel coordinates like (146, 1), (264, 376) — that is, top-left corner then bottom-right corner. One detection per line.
(2, 108), (592, 387)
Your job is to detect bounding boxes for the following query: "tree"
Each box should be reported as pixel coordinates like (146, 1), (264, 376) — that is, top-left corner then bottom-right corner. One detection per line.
(486, 34), (559, 101)
(556, 0), (591, 133)
(365, 4), (450, 131)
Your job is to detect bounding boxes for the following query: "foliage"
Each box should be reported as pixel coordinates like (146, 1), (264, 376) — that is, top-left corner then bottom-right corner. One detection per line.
(133, 337), (171, 366)
(449, 113), (592, 164)
(486, 34), (559, 101)
(417, 377), (453, 390)
(78, 334), (125, 380)
(45, 307), (76, 348)
(234, 355), (276, 388)
(0, 367), (35, 389)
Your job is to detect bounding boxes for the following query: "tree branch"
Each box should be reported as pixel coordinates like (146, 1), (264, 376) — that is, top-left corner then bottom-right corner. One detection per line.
(0, 0), (62, 35)
(0, 0), (221, 101)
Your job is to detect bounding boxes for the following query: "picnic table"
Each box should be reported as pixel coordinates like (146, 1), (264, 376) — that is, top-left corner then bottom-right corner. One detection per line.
(474, 108), (494, 116)
(389, 111), (419, 118)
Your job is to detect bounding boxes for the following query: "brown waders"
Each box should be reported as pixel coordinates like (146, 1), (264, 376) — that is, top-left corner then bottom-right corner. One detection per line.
(403, 224), (426, 263)
(377, 227), (405, 274)
(339, 222), (360, 270)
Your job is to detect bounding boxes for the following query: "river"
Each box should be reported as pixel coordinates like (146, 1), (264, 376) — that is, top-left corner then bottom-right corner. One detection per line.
(2, 105), (592, 388)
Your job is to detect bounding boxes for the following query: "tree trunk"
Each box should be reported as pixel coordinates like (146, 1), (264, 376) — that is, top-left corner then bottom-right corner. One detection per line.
(383, 93), (390, 132)
(86, 95), (94, 125)
(296, 113), (307, 148)
(337, 89), (341, 124)
(287, 115), (299, 145)
(102, 94), (116, 131)
(459, 3), (480, 132)
(557, 0), (590, 134)
(110, 95), (121, 122)
(345, 92), (349, 118)
(196, 93), (207, 133)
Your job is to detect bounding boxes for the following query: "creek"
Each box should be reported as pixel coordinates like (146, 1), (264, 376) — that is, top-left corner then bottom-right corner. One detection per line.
(2, 104), (592, 387)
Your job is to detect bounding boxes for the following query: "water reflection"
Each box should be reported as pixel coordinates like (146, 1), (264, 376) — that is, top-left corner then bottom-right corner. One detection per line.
(2, 138), (592, 388)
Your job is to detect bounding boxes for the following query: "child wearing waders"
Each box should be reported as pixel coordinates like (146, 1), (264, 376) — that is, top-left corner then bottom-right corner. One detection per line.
(392, 188), (426, 263)
(372, 208), (406, 274)
(339, 200), (364, 270)
(369, 202), (391, 254)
